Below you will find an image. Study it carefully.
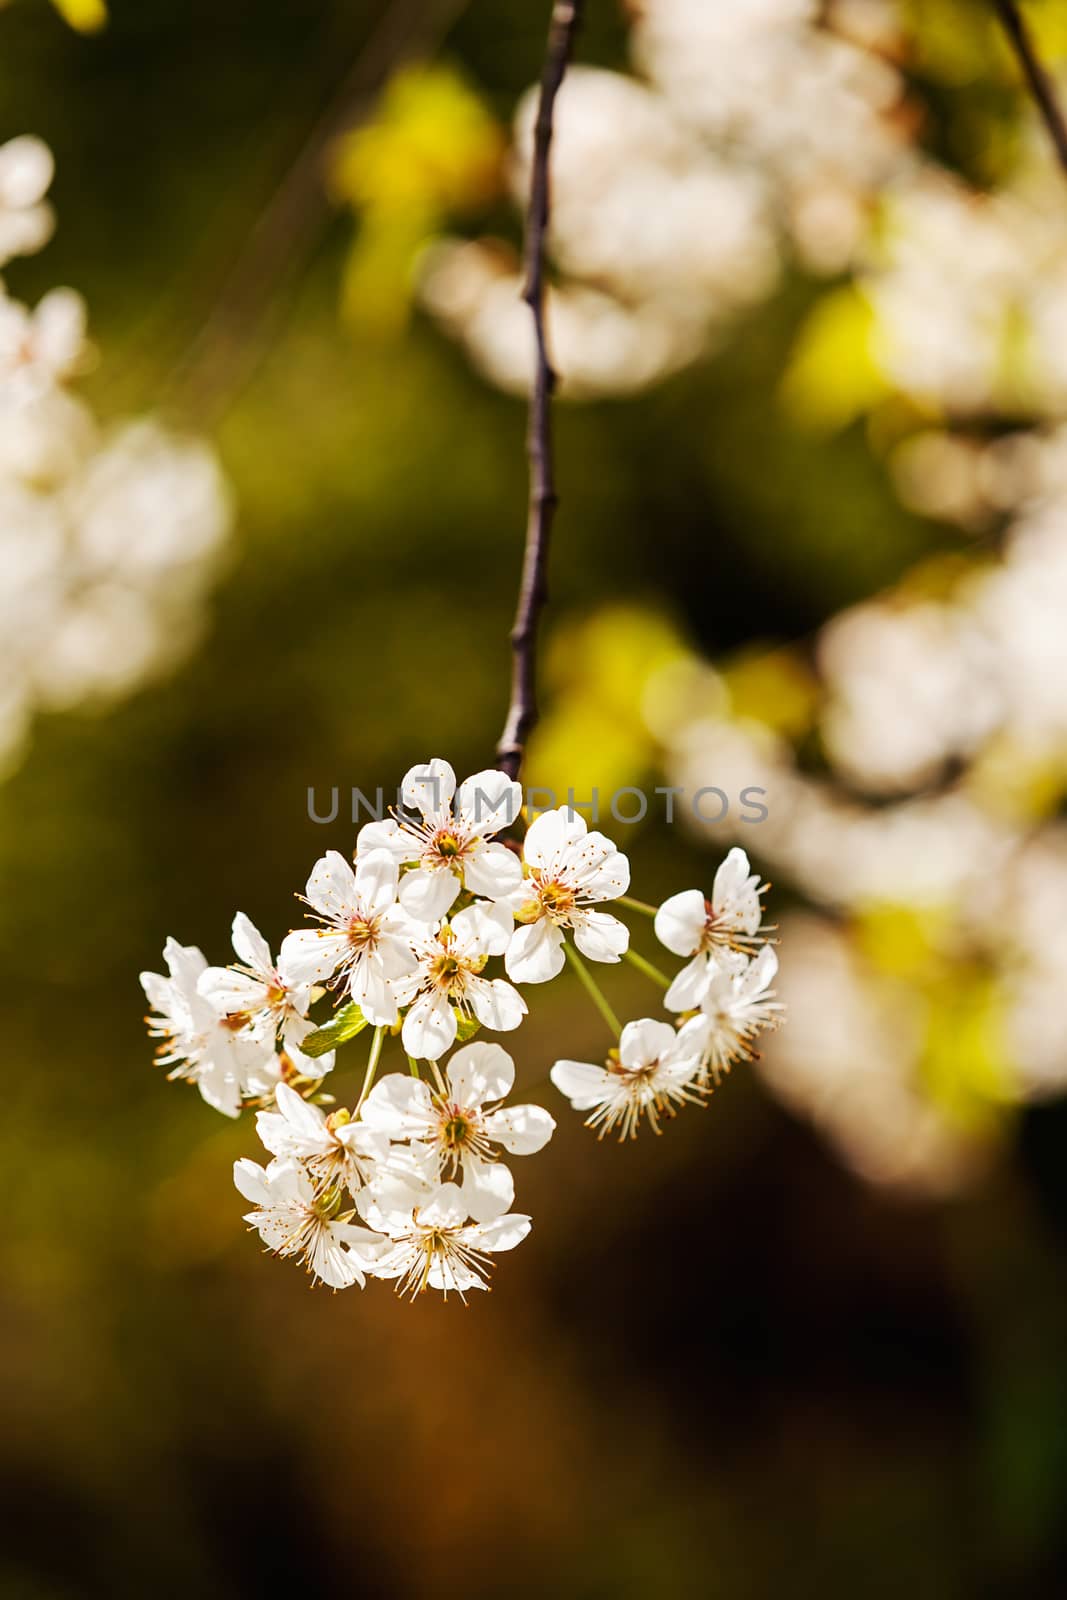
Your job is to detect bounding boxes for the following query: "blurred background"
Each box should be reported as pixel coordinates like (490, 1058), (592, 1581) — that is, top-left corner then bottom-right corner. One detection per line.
(3, 0), (1067, 1594)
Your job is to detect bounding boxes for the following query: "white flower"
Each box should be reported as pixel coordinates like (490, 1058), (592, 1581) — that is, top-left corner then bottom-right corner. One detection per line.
(279, 849), (418, 1027)
(255, 1083), (388, 1197)
(656, 847), (770, 1009)
(505, 806), (630, 983)
(0, 288), (87, 402)
(361, 1041), (554, 1220)
(0, 136), (54, 266)
(399, 902), (527, 1060)
(686, 946), (784, 1085)
(358, 757), (524, 922)
(357, 1147), (531, 1299)
(199, 911), (334, 1075)
(234, 1158), (386, 1290)
(550, 1015), (707, 1140)
(140, 937), (279, 1118)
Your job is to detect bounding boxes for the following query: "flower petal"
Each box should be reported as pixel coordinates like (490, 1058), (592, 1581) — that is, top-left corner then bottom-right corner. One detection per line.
(418, 1180), (467, 1229)
(460, 1154), (514, 1222)
(402, 992), (457, 1061)
(401, 759), (456, 823)
(568, 834), (631, 899)
(163, 937), (208, 993)
(740, 944), (779, 996)
(483, 1102), (555, 1154)
(451, 900), (512, 957)
(354, 849), (400, 916)
(522, 805), (587, 869)
(505, 918), (565, 983)
(399, 866), (460, 924)
(375, 931), (419, 980)
(357, 817), (410, 863)
(197, 966), (267, 1016)
(455, 769), (522, 837)
(446, 1040), (515, 1107)
(712, 847), (762, 935)
(278, 928), (349, 986)
(304, 850), (359, 920)
(468, 977), (526, 1033)
(664, 953), (713, 1013)
(233, 1157), (272, 1206)
(619, 1017), (677, 1070)
(196, 1058), (242, 1118)
(230, 911), (274, 976)
(275, 1081), (327, 1137)
(549, 1059), (609, 1109)
(427, 1259), (488, 1293)
(310, 1229), (366, 1290)
(654, 889), (707, 958)
(573, 909), (629, 964)
(362, 1073), (435, 1137)
(470, 1212), (531, 1252)
(349, 955), (399, 1027)
(463, 841), (523, 901)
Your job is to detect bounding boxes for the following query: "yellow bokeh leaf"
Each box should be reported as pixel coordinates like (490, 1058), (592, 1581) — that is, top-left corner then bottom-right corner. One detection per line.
(332, 64), (502, 337)
(918, 974), (1015, 1135)
(780, 286), (889, 433)
(722, 645), (819, 740)
(332, 64), (502, 217)
(50, 0), (107, 33)
(528, 606), (687, 807)
(854, 903), (955, 982)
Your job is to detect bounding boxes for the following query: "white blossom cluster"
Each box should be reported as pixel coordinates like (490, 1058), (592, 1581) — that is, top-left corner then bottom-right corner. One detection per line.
(142, 758), (783, 1298)
(864, 157), (1067, 421)
(420, 0), (912, 396)
(0, 134), (231, 776)
(663, 692), (1067, 1193)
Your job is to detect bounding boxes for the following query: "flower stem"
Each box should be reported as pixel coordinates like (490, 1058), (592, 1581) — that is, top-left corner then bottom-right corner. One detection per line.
(618, 895), (658, 918)
(356, 1025), (386, 1109)
(623, 947), (671, 990)
(565, 943), (622, 1037)
(407, 1054), (422, 1078)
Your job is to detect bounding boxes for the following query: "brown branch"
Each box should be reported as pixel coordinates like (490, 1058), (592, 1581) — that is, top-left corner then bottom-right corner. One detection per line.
(496, 0), (584, 781)
(993, 0), (1067, 180)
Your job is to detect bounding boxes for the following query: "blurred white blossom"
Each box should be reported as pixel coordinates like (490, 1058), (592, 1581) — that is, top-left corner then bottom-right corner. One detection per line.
(0, 134), (54, 265)
(0, 137), (232, 777)
(421, 1), (912, 392)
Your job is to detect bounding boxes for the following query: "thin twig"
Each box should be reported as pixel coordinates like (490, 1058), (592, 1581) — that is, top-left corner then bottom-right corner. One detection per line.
(993, 0), (1067, 180)
(496, 0), (584, 780)
(166, 0), (469, 423)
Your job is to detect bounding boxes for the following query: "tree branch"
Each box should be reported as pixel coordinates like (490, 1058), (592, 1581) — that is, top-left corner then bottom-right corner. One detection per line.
(993, 0), (1067, 180)
(496, 0), (583, 781)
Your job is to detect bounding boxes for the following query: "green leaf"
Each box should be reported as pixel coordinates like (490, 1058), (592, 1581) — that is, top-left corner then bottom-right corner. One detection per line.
(300, 1003), (368, 1059)
(454, 1012), (482, 1044)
